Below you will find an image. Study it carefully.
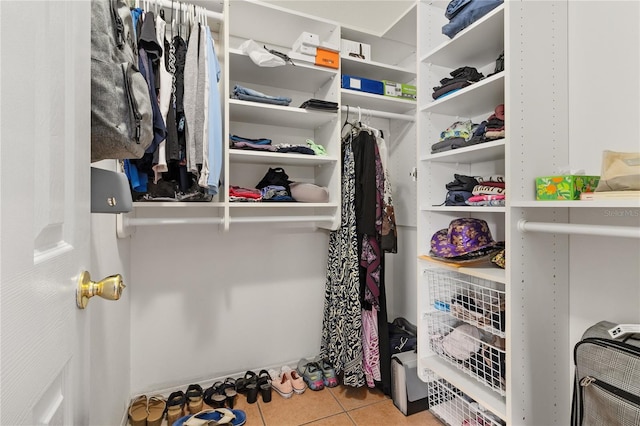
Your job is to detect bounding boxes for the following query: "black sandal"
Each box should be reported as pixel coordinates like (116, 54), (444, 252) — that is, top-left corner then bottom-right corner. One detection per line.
(185, 384), (204, 414)
(222, 377), (238, 409)
(203, 382), (226, 408)
(165, 391), (186, 426)
(257, 369), (272, 403)
(236, 371), (258, 404)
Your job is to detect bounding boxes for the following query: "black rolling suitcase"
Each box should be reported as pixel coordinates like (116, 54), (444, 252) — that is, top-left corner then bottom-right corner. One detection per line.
(571, 321), (640, 426)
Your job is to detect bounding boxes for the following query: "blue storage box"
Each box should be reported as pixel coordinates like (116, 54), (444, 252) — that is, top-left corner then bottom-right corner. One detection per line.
(341, 74), (384, 95)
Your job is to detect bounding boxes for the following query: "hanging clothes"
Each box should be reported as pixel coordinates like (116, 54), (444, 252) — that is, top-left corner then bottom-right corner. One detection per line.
(320, 137), (365, 388)
(321, 120), (393, 393)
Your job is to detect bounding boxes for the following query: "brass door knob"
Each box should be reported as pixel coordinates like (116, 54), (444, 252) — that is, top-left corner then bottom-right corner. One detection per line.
(76, 271), (126, 309)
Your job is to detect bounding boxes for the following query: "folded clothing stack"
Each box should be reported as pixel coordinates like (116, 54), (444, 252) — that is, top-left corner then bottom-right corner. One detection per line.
(432, 66), (484, 100)
(441, 174), (506, 207)
(231, 84), (291, 106)
(299, 98), (338, 111)
(442, 0), (504, 39)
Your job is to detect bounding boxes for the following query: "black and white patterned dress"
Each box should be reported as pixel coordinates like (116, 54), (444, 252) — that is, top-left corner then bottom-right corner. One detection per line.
(320, 138), (365, 388)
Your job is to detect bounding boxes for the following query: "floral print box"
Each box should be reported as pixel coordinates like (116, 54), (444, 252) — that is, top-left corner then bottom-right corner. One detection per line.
(536, 175), (600, 200)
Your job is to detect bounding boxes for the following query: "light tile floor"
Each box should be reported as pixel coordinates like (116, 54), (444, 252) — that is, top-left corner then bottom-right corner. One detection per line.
(159, 384), (445, 426)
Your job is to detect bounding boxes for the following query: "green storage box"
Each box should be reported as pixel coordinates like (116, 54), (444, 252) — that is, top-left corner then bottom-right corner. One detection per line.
(535, 175), (600, 200)
(382, 80), (417, 100)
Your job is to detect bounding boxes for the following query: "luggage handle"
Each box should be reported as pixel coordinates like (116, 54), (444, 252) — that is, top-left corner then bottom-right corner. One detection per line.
(608, 324), (640, 339)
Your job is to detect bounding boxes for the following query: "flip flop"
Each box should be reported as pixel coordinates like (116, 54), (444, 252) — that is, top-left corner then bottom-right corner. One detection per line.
(172, 408), (247, 426)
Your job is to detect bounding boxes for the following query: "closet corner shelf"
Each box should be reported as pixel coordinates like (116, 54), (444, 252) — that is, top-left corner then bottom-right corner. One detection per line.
(420, 72), (504, 117)
(341, 89), (417, 115)
(340, 56), (416, 84)
(418, 255), (506, 284)
(229, 99), (339, 128)
(420, 205), (506, 213)
(229, 49), (338, 93)
(420, 355), (507, 422)
(229, 150), (338, 167)
(420, 4), (504, 68)
(422, 139), (505, 163)
(511, 200), (640, 209)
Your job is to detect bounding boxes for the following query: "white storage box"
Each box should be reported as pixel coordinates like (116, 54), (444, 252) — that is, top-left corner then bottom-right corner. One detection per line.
(287, 51), (316, 64)
(292, 31), (319, 52)
(292, 44), (317, 56)
(340, 38), (371, 61)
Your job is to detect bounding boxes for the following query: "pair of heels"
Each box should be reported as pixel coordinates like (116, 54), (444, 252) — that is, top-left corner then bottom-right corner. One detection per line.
(165, 384), (204, 426)
(128, 394), (166, 426)
(203, 378), (238, 409)
(236, 370), (272, 404)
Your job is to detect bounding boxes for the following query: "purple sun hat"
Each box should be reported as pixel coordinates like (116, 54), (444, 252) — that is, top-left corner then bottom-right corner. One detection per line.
(430, 218), (497, 258)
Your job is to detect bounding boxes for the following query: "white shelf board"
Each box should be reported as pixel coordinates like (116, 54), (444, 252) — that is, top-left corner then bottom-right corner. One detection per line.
(420, 205), (506, 213)
(421, 72), (505, 117)
(421, 5), (504, 68)
(229, 150), (338, 167)
(229, 99), (339, 129)
(341, 56), (416, 83)
(512, 200), (640, 208)
(341, 89), (417, 114)
(418, 255), (506, 284)
(229, 49), (337, 93)
(420, 355), (507, 422)
(133, 202), (224, 208)
(229, 202), (339, 209)
(422, 139), (505, 163)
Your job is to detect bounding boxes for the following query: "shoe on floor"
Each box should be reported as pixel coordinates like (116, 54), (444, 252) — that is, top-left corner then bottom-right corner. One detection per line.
(297, 359), (325, 391)
(282, 365), (307, 394)
(268, 369), (293, 398)
(146, 395), (166, 426)
(128, 395), (148, 426)
(315, 357), (339, 388)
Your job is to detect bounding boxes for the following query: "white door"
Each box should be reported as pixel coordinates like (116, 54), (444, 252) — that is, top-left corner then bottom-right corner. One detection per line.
(1, 1), (93, 424)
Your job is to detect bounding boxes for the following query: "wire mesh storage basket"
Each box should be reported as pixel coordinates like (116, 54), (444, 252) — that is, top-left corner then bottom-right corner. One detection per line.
(426, 311), (506, 395)
(426, 370), (505, 426)
(426, 268), (506, 337)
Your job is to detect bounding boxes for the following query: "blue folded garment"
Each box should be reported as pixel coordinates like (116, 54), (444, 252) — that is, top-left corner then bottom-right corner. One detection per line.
(442, 0), (503, 39)
(232, 84), (292, 106)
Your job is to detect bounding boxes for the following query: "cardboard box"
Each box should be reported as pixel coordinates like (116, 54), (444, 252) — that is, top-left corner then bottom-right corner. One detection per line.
(535, 175), (600, 200)
(340, 38), (371, 61)
(315, 47), (339, 69)
(341, 74), (384, 95)
(391, 351), (430, 416)
(383, 80), (417, 100)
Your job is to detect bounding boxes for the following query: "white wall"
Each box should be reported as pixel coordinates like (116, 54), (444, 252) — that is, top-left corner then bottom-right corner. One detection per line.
(129, 224), (330, 393)
(566, 0), (640, 350)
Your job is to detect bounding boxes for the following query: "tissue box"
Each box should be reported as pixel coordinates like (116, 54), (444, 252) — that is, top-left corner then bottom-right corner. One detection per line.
(535, 175), (600, 200)
(391, 351), (430, 416)
(383, 80), (417, 100)
(341, 74), (384, 95)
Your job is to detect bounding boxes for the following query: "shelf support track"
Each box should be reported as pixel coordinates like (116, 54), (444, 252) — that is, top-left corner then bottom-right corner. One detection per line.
(517, 219), (640, 239)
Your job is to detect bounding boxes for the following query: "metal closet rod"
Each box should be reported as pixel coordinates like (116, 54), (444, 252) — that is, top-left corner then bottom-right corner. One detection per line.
(125, 215), (334, 227)
(340, 106), (415, 122)
(517, 219), (640, 239)
(153, 0), (224, 22)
